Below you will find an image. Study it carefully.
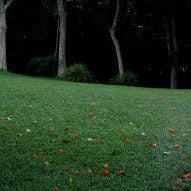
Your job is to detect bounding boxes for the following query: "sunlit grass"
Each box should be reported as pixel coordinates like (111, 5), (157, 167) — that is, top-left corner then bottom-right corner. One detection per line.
(0, 71), (191, 191)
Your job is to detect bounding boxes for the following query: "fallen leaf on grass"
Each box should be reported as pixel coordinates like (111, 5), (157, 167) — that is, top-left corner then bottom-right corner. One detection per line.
(44, 161), (49, 165)
(16, 132), (23, 137)
(63, 137), (72, 143)
(26, 129), (31, 132)
(89, 112), (95, 118)
(167, 128), (175, 133)
(88, 138), (93, 141)
(64, 167), (70, 171)
(181, 172), (191, 179)
(32, 120), (38, 124)
(51, 186), (60, 191)
(103, 163), (109, 168)
(141, 132), (146, 136)
(87, 169), (93, 175)
(163, 151), (170, 155)
(57, 148), (64, 153)
(171, 107), (177, 112)
(103, 169), (110, 176)
(74, 134), (79, 138)
(173, 144), (180, 149)
(148, 143), (157, 148)
(124, 139), (131, 144)
(74, 170), (81, 175)
(102, 163), (111, 176)
(118, 169), (126, 176)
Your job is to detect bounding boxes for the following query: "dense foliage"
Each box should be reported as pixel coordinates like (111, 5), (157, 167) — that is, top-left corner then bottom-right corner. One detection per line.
(26, 55), (57, 76)
(64, 63), (93, 82)
(110, 71), (139, 86)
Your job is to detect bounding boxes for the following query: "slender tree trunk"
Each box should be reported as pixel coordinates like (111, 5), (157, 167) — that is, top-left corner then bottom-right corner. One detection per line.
(54, 16), (60, 58)
(164, 0), (178, 89)
(57, 0), (67, 78)
(171, 0), (178, 89)
(0, 0), (7, 71)
(109, 0), (124, 78)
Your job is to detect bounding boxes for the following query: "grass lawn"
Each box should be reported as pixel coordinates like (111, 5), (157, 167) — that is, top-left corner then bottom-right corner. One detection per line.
(0, 71), (191, 191)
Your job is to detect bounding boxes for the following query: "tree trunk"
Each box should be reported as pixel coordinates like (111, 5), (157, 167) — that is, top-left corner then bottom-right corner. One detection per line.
(109, 0), (124, 78)
(57, 0), (67, 78)
(0, 0), (7, 71)
(164, 0), (178, 89)
(171, 0), (178, 89)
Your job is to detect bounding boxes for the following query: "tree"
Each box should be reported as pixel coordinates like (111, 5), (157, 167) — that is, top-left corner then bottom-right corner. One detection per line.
(109, 0), (124, 78)
(149, 0), (178, 88)
(0, 0), (14, 71)
(57, 0), (67, 77)
(42, 0), (67, 77)
(163, 0), (178, 89)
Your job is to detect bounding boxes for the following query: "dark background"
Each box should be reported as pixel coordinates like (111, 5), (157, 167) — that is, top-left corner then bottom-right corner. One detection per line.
(5, 0), (191, 88)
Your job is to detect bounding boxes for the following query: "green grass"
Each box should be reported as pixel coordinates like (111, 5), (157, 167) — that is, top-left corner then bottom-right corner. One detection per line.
(0, 71), (191, 191)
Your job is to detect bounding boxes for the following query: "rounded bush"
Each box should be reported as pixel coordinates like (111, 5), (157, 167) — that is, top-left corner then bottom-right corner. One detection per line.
(64, 63), (93, 83)
(27, 55), (57, 76)
(110, 71), (138, 86)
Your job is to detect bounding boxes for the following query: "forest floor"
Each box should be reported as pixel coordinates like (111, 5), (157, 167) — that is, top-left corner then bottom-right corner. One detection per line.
(0, 71), (191, 191)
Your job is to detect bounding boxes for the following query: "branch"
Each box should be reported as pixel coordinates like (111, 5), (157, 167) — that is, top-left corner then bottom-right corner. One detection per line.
(5, 0), (14, 11)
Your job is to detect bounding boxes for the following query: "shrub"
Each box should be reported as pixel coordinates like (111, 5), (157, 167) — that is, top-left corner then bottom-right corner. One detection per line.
(110, 71), (138, 86)
(64, 63), (93, 83)
(26, 55), (57, 76)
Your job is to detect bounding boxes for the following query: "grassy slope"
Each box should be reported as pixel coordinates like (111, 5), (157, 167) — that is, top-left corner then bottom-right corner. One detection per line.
(0, 71), (191, 191)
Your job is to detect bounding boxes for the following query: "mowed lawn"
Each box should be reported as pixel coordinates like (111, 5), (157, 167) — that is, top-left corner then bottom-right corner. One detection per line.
(0, 71), (191, 191)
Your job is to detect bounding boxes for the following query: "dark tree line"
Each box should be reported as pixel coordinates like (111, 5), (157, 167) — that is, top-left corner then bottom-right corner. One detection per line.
(1, 0), (191, 88)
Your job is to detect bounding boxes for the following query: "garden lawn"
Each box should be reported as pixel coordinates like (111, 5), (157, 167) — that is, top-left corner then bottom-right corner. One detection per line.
(0, 71), (191, 191)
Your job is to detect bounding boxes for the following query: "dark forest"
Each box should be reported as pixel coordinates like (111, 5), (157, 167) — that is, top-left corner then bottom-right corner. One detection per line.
(2, 0), (191, 88)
